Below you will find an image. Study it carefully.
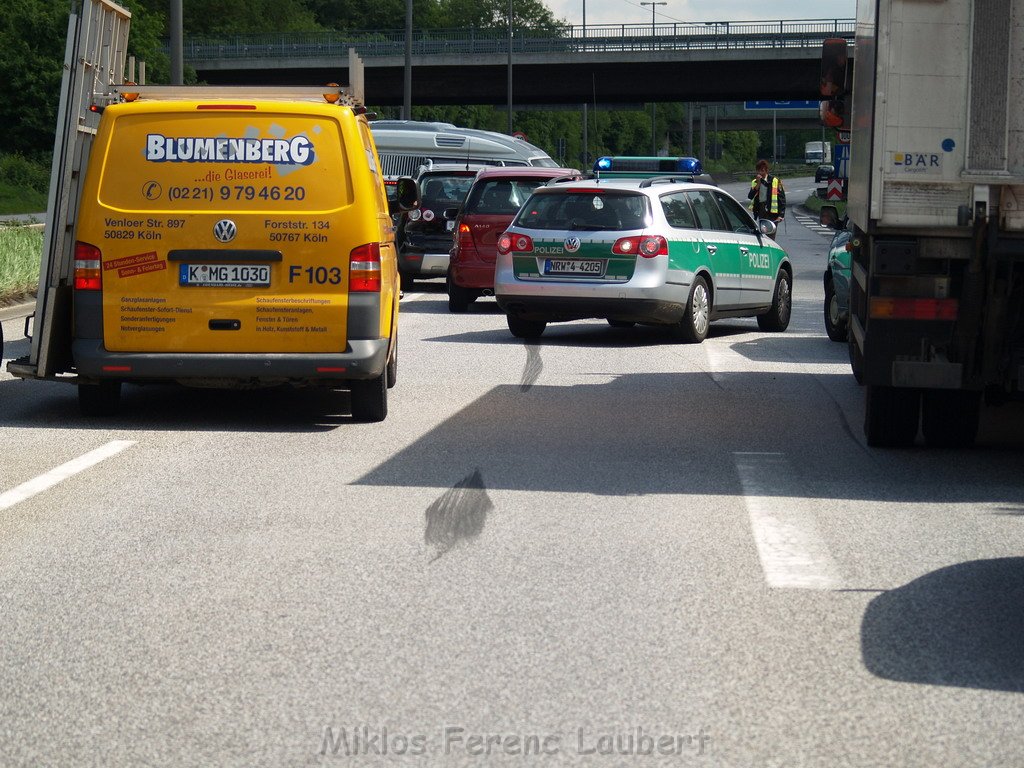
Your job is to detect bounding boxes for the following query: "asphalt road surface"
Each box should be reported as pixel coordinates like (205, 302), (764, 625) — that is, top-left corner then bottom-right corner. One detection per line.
(2, 178), (1023, 766)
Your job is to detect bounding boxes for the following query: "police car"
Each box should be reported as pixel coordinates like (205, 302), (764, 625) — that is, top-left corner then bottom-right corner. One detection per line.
(493, 177), (792, 341)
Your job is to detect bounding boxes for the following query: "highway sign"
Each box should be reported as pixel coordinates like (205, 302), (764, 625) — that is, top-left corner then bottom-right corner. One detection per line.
(743, 100), (819, 110)
(834, 144), (850, 179)
(827, 178), (844, 200)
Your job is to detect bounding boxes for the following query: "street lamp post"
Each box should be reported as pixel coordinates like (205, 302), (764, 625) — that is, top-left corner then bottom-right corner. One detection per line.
(403, 0), (412, 119)
(170, 0), (183, 84)
(640, 1), (666, 155)
(507, 0), (513, 134)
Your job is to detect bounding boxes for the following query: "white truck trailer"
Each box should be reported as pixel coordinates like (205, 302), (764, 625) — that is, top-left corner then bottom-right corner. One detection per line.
(821, 0), (1024, 447)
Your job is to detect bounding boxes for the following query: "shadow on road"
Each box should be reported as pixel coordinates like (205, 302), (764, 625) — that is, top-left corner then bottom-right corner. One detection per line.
(861, 558), (1024, 693)
(0, 377), (353, 433)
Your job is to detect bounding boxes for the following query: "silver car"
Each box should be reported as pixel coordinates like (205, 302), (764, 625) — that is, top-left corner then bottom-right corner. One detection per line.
(494, 177), (792, 342)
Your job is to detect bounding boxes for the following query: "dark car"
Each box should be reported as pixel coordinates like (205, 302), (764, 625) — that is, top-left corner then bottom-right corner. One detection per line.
(820, 205), (862, 382)
(814, 163), (834, 183)
(447, 167), (581, 312)
(397, 164), (486, 290)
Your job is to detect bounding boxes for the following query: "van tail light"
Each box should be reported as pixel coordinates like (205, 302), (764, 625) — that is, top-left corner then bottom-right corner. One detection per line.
(74, 241), (102, 290)
(497, 232), (533, 255)
(350, 242), (381, 292)
(612, 235), (667, 258)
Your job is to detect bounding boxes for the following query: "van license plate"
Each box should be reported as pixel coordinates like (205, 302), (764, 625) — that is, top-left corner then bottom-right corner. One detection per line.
(179, 264), (271, 287)
(544, 259), (605, 276)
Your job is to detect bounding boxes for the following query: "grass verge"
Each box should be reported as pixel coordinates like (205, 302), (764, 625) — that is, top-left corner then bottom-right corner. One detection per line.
(0, 226), (43, 307)
(0, 185), (47, 217)
(802, 192), (847, 219)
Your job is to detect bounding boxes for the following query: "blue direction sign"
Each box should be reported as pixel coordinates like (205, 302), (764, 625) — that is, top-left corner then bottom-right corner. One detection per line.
(743, 100), (819, 110)
(833, 143), (850, 179)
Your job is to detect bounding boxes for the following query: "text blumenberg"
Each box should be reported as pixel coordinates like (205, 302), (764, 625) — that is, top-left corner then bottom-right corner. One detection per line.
(145, 134), (315, 165)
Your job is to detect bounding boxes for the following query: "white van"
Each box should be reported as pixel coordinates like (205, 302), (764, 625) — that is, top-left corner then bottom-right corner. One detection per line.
(369, 120), (558, 184)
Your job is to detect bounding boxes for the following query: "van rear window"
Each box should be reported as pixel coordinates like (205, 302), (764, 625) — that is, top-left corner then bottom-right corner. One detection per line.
(97, 112), (350, 212)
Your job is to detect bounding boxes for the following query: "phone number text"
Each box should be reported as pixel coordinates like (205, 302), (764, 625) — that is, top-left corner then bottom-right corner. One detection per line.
(167, 185), (307, 202)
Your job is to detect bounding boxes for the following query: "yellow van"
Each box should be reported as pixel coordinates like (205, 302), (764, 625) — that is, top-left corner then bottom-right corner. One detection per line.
(69, 93), (414, 421)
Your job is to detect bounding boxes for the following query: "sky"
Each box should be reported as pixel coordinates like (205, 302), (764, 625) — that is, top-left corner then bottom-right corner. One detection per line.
(543, 0), (857, 26)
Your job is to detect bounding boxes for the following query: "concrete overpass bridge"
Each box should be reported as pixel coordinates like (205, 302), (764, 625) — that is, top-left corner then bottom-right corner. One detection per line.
(185, 18), (853, 108)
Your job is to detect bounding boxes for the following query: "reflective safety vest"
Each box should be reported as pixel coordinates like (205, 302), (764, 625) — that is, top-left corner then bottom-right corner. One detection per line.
(749, 175), (782, 215)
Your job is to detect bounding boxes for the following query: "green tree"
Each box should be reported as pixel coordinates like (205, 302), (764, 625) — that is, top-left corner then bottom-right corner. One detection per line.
(434, 0), (565, 31)
(307, 0), (443, 32)
(121, 0), (170, 83)
(181, 0), (321, 35)
(0, 0), (69, 158)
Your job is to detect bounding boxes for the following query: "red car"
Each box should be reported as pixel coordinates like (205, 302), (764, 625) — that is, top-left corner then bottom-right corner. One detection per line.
(447, 166), (580, 312)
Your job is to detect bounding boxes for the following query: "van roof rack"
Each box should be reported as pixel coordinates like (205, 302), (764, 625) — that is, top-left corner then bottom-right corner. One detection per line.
(101, 48), (364, 107)
(107, 84), (362, 106)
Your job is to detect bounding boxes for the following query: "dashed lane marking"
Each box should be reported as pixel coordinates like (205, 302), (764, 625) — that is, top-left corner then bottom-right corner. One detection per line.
(0, 440), (136, 512)
(792, 211), (836, 237)
(734, 451), (842, 590)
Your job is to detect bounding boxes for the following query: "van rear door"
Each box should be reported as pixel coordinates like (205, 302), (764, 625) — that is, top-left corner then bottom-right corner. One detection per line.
(77, 101), (369, 355)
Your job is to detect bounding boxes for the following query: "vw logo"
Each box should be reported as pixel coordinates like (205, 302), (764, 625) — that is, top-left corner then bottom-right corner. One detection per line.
(213, 219), (237, 243)
(563, 236), (581, 253)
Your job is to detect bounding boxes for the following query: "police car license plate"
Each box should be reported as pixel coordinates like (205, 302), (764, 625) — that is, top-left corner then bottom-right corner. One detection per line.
(544, 259), (605, 276)
(179, 264), (271, 287)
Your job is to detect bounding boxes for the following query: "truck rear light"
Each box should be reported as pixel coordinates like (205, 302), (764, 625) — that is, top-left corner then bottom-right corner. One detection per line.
(74, 241), (102, 290)
(612, 235), (667, 257)
(350, 242), (381, 292)
(869, 297), (958, 321)
(497, 233), (533, 254)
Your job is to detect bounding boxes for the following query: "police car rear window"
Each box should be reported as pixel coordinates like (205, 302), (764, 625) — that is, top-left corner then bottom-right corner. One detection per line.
(517, 192), (649, 231)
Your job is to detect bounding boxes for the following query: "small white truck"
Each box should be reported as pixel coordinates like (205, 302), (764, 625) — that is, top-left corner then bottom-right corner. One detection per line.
(804, 140), (832, 164)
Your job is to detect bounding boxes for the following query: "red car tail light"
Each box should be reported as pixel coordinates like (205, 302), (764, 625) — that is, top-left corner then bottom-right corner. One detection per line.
(454, 223), (478, 263)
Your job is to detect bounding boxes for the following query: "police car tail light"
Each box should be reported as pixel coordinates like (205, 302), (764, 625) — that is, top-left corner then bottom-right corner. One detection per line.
(497, 233), (533, 255)
(74, 242), (102, 290)
(350, 242), (381, 292)
(613, 236), (666, 258)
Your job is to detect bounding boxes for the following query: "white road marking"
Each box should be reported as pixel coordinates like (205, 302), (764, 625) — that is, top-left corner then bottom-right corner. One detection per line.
(703, 338), (847, 381)
(792, 211), (835, 237)
(734, 451), (841, 589)
(0, 440), (136, 512)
